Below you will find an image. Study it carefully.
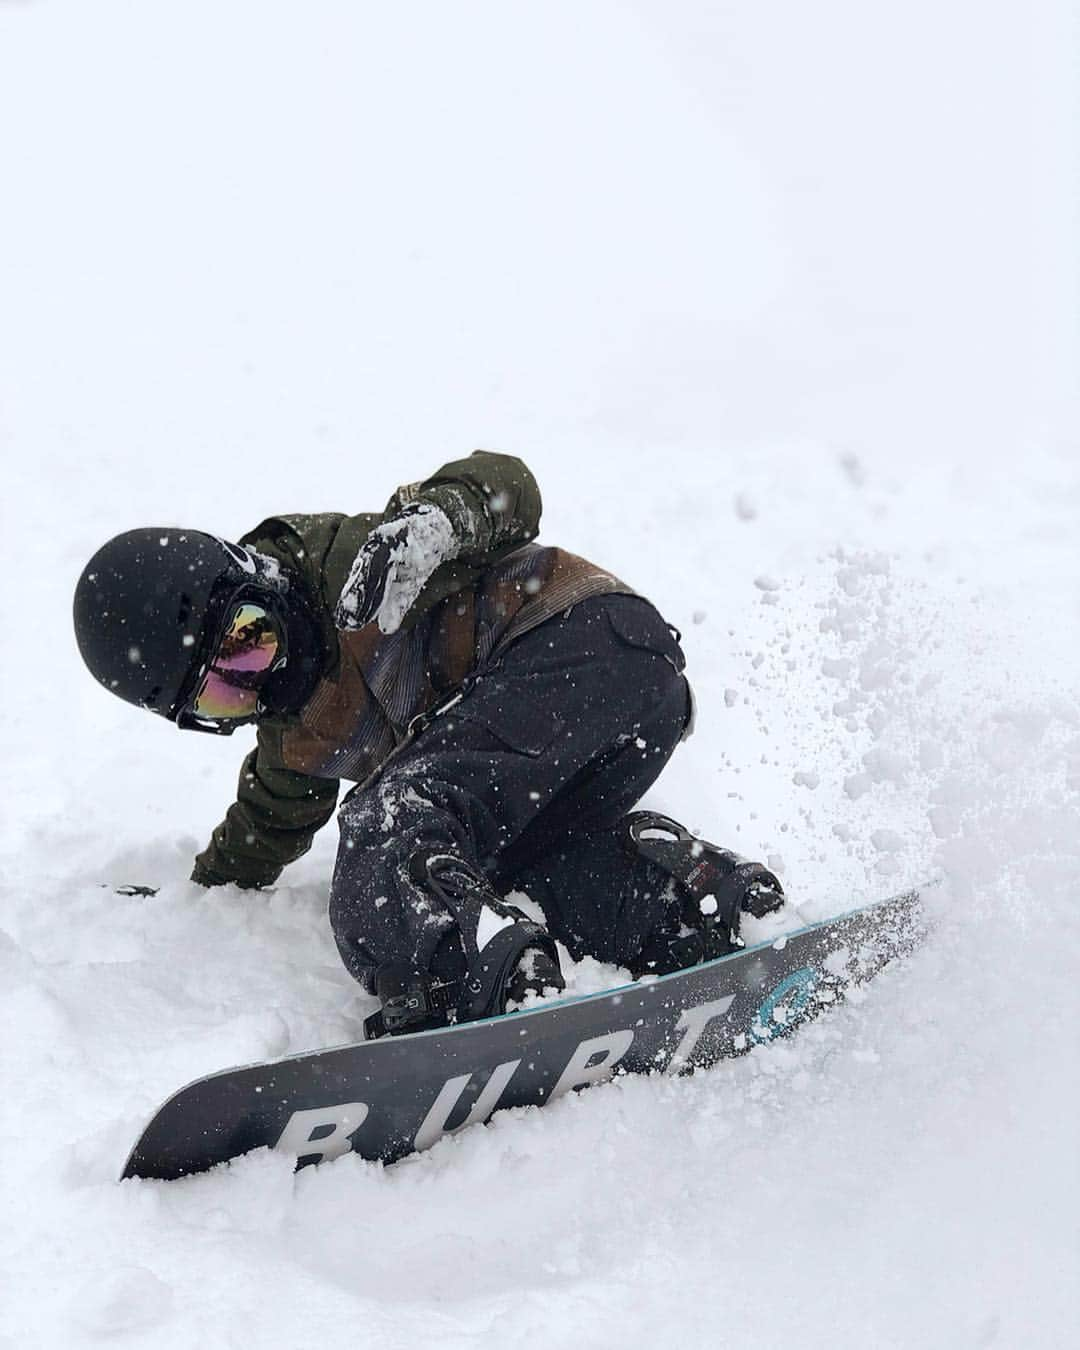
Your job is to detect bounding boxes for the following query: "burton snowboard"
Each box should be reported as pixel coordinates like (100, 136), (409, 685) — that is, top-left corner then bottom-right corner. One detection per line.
(122, 886), (923, 1181)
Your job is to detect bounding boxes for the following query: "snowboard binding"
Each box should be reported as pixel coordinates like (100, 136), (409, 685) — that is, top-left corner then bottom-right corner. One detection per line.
(625, 812), (785, 975)
(364, 849), (565, 1040)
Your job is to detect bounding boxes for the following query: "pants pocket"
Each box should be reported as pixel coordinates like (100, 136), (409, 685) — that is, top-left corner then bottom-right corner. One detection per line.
(602, 596), (687, 674)
(447, 678), (564, 756)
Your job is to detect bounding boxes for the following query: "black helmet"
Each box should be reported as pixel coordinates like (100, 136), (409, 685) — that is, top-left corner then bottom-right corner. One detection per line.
(73, 528), (287, 728)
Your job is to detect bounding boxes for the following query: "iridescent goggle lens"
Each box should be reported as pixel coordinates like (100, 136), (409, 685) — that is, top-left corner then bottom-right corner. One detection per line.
(190, 602), (279, 720)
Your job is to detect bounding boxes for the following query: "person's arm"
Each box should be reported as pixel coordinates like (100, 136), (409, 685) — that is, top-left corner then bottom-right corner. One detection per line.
(387, 450), (541, 560)
(336, 451), (542, 632)
(192, 731), (339, 889)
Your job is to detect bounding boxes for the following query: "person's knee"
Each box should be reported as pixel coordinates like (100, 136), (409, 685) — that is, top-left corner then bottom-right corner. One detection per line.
(330, 821), (470, 990)
(329, 812), (408, 974)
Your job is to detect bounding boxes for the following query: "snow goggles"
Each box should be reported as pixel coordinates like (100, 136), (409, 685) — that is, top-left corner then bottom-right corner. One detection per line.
(181, 600), (281, 727)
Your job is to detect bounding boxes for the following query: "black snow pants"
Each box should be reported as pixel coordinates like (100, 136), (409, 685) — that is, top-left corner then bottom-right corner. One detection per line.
(329, 594), (694, 992)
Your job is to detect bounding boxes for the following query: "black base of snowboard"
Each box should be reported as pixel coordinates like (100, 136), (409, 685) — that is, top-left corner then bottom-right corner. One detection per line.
(122, 887), (923, 1181)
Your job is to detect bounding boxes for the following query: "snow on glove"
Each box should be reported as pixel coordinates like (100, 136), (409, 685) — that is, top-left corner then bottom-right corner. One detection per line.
(335, 501), (460, 635)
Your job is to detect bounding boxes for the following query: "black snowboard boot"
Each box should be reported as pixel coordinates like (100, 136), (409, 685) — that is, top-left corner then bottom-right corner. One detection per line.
(625, 812), (785, 976)
(364, 849), (564, 1039)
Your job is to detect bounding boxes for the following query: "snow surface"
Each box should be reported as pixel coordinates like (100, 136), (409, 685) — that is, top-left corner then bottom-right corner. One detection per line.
(2, 2), (1078, 1347)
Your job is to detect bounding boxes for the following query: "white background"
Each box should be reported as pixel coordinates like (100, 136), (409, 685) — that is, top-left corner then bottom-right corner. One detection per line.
(1, 3), (1077, 1347)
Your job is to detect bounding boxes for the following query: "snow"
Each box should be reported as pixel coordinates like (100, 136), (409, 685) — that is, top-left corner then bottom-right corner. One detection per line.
(2, 1), (1078, 1347)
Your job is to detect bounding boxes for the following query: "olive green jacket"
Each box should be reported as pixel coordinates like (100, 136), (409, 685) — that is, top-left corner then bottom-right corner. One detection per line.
(193, 452), (628, 889)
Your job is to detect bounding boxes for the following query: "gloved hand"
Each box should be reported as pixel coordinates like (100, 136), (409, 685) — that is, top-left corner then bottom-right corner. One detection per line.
(190, 859), (266, 890)
(191, 859), (227, 888)
(335, 502), (459, 635)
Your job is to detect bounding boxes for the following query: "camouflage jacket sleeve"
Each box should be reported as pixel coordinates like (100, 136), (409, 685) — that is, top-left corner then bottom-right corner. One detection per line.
(384, 450), (542, 561)
(192, 730), (339, 889)
(321, 449), (543, 630)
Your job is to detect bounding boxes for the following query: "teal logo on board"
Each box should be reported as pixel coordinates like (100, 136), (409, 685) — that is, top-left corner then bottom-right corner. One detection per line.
(752, 967), (821, 1041)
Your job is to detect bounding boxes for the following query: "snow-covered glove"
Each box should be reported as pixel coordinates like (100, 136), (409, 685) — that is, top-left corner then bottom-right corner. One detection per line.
(335, 502), (460, 635)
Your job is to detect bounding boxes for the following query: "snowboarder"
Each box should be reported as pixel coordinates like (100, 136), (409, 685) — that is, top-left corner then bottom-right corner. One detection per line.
(73, 451), (782, 1036)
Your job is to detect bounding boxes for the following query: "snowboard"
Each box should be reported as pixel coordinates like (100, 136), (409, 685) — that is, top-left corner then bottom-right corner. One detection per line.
(122, 886), (923, 1181)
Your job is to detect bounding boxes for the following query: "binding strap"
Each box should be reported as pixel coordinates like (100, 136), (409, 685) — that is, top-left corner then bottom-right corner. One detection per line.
(457, 920), (560, 1025)
(363, 963), (464, 1040)
(625, 812), (783, 957)
(364, 922), (560, 1040)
